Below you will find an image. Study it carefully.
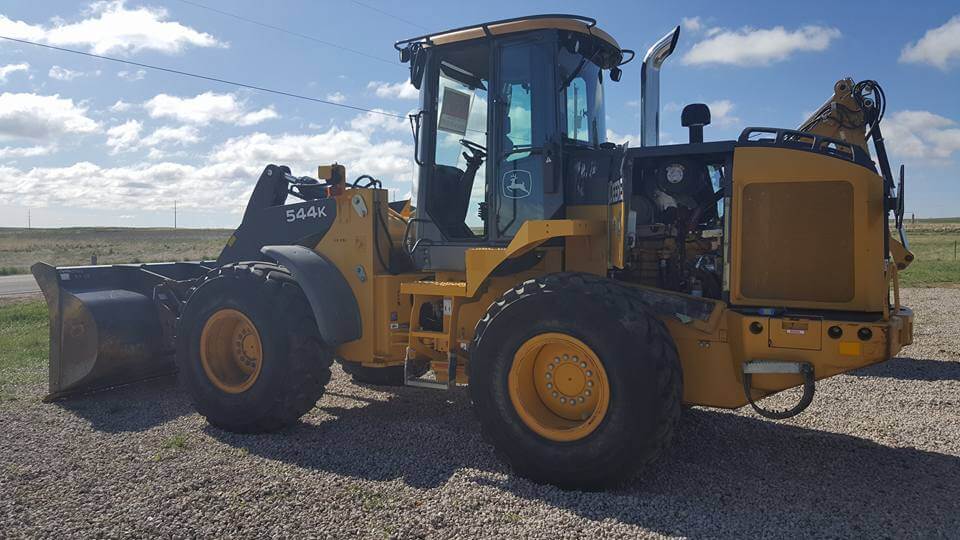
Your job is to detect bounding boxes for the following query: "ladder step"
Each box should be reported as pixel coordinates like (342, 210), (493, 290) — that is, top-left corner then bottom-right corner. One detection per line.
(400, 280), (467, 296)
(409, 330), (446, 340)
(404, 352), (457, 390)
(404, 379), (450, 390)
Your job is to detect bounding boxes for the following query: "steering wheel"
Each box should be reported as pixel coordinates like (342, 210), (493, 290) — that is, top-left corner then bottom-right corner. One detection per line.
(459, 138), (487, 160)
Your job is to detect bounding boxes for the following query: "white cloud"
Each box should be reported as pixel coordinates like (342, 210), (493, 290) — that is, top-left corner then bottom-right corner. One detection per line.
(900, 15), (960, 70)
(683, 25), (841, 66)
(235, 107), (279, 127)
(109, 100), (132, 113)
(0, 63), (29, 84)
(0, 0), (224, 56)
(605, 129), (640, 146)
(367, 80), (418, 100)
(105, 121), (203, 154)
(882, 110), (960, 160)
(117, 69), (145, 81)
(682, 17), (703, 33)
(705, 99), (739, 127)
(0, 92), (99, 141)
(48, 65), (85, 81)
(0, 110), (415, 215)
(141, 125), (202, 147)
(143, 91), (278, 126)
(326, 91), (347, 104)
(105, 119), (142, 154)
(349, 109), (409, 134)
(0, 145), (52, 158)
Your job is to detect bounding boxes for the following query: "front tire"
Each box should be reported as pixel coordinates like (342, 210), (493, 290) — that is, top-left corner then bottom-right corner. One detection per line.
(469, 273), (682, 490)
(176, 263), (332, 433)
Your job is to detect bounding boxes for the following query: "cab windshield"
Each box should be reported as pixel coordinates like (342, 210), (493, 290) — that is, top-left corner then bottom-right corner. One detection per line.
(558, 44), (605, 146)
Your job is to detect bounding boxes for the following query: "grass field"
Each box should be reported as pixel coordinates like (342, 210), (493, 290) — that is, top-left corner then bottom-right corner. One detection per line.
(0, 227), (231, 274)
(897, 220), (960, 287)
(0, 221), (955, 286)
(0, 300), (47, 400)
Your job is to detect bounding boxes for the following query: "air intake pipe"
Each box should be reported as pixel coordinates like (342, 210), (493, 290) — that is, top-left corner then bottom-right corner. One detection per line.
(640, 26), (680, 147)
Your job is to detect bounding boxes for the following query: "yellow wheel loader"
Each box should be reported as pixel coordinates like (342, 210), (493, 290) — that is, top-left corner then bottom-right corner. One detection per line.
(33, 15), (915, 490)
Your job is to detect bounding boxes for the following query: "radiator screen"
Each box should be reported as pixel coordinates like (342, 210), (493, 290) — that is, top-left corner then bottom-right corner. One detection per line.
(740, 181), (855, 303)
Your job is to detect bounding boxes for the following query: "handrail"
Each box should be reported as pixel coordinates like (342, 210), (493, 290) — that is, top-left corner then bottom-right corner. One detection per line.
(737, 127), (875, 169)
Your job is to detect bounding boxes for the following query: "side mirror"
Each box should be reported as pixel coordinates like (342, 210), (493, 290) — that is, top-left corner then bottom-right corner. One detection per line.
(610, 67), (622, 82)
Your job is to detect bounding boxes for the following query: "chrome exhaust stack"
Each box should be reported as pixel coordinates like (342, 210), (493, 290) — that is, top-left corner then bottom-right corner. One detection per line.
(640, 26), (680, 147)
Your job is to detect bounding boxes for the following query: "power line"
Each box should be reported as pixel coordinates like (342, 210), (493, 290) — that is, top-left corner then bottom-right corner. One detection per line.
(348, 0), (430, 31)
(172, 0), (398, 66)
(0, 35), (405, 119)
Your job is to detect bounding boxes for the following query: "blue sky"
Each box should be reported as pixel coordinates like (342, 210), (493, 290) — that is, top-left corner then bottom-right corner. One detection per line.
(0, 0), (958, 228)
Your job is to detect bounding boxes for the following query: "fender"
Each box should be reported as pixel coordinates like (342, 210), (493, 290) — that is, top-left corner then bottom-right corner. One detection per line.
(260, 245), (361, 346)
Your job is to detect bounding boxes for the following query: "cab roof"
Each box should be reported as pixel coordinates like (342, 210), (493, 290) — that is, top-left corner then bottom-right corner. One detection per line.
(395, 14), (623, 57)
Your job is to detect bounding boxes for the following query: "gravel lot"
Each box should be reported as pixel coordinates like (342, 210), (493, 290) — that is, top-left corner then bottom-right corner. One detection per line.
(1, 288), (958, 538)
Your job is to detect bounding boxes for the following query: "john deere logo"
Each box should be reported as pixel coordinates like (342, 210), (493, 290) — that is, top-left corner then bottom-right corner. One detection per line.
(502, 170), (532, 199)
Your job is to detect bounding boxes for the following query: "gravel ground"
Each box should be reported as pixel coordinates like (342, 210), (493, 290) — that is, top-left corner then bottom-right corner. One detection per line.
(1, 288), (958, 538)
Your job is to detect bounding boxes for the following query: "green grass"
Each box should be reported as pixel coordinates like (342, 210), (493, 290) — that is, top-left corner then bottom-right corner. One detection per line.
(150, 434), (190, 462)
(0, 300), (48, 399)
(163, 434), (188, 450)
(897, 221), (960, 287)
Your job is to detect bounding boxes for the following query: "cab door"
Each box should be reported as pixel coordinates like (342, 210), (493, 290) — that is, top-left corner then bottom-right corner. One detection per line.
(491, 36), (561, 241)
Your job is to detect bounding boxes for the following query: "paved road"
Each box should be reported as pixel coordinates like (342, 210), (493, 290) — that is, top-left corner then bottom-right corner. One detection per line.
(0, 274), (40, 297)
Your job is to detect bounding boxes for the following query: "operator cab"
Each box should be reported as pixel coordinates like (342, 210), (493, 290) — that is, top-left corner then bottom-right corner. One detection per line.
(398, 15), (629, 270)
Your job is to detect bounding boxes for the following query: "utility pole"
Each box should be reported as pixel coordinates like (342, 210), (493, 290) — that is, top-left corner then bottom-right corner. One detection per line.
(174, 200), (177, 229)
(27, 209), (31, 229)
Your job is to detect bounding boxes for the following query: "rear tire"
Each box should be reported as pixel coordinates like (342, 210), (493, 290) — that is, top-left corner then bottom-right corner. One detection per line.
(176, 262), (332, 433)
(469, 273), (682, 490)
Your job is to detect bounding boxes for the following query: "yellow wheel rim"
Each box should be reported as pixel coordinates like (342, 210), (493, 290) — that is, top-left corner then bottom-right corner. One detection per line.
(199, 308), (263, 394)
(508, 333), (610, 442)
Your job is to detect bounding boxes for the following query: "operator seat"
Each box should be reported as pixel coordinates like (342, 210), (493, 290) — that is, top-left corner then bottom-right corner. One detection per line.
(429, 149), (484, 238)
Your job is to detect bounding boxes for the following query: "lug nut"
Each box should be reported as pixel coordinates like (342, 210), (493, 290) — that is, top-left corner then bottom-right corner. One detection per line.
(572, 356), (579, 363)
(546, 383), (553, 389)
(580, 362), (587, 368)
(586, 370), (593, 377)
(553, 357), (560, 364)
(560, 397), (567, 403)
(585, 390), (591, 396)
(578, 397), (585, 403)
(587, 381), (593, 387)
(545, 372), (552, 379)
(563, 354), (569, 361)
(552, 391), (558, 398)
